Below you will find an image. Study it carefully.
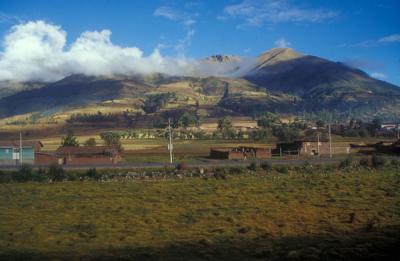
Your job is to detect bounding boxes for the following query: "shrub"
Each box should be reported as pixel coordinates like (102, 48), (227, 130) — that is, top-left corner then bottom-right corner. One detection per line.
(302, 161), (313, 173)
(214, 167), (227, 180)
(0, 171), (13, 183)
(339, 155), (353, 169)
(372, 154), (386, 168)
(260, 161), (272, 171)
(229, 166), (245, 175)
(47, 164), (66, 181)
(275, 165), (288, 174)
(86, 168), (100, 180)
(84, 138), (97, 146)
(15, 164), (33, 182)
(32, 168), (49, 182)
(66, 172), (80, 181)
(176, 161), (188, 171)
(247, 161), (257, 171)
(390, 159), (400, 167)
(359, 157), (371, 167)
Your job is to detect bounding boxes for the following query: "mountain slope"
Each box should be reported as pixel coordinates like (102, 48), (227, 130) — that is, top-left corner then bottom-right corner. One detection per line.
(241, 49), (400, 116)
(0, 48), (399, 121)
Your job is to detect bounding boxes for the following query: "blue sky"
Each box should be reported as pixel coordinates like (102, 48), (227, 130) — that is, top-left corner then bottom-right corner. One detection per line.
(0, 0), (399, 85)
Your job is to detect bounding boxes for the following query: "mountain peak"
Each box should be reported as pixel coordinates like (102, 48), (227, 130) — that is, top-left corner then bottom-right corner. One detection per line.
(255, 48), (303, 68)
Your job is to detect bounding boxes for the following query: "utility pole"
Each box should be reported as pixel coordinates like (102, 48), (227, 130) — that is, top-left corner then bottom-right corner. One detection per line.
(328, 123), (332, 158)
(167, 118), (173, 164)
(397, 123), (400, 140)
(317, 133), (320, 157)
(19, 132), (23, 166)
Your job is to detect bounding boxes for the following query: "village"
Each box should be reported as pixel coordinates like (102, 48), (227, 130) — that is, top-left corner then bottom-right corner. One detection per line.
(1, 117), (399, 167)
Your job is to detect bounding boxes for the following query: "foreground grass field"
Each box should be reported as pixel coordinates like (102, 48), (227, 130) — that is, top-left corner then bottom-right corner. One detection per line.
(1, 168), (399, 260)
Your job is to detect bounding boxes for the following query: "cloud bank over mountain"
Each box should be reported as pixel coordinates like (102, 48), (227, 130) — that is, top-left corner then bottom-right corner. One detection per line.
(0, 20), (251, 82)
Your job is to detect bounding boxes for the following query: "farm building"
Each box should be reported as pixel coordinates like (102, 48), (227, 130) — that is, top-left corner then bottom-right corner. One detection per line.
(0, 140), (43, 165)
(210, 147), (271, 160)
(275, 139), (350, 156)
(352, 140), (400, 155)
(36, 146), (122, 166)
(54, 146), (121, 165)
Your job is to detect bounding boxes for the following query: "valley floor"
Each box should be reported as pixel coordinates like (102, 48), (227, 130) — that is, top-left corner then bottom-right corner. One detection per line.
(1, 168), (399, 260)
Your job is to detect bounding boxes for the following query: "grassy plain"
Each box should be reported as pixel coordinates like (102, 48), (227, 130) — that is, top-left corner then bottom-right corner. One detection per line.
(0, 167), (399, 260)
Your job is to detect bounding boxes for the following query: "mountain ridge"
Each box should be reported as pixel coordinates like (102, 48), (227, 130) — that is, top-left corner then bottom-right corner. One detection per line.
(0, 47), (399, 122)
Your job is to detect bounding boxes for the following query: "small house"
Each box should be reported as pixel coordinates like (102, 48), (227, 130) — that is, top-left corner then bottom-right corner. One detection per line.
(55, 146), (121, 165)
(275, 139), (350, 157)
(210, 147), (271, 160)
(0, 140), (43, 165)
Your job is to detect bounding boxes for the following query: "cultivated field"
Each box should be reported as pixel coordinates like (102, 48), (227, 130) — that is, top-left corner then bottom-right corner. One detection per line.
(1, 167), (399, 260)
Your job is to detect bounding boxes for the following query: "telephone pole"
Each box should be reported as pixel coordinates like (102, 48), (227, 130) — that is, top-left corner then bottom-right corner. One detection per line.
(19, 132), (23, 166)
(397, 123), (400, 140)
(167, 118), (173, 164)
(328, 123), (332, 158)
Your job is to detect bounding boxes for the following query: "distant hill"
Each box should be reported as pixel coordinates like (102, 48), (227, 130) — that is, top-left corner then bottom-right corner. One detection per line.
(0, 47), (399, 122)
(243, 49), (400, 116)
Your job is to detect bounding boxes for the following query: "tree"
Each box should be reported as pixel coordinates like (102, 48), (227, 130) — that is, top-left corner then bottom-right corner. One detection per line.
(251, 129), (269, 141)
(100, 132), (122, 151)
(178, 112), (198, 128)
(274, 126), (300, 142)
(316, 119), (325, 128)
(370, 117), (383, 137)
(217, 117), (236, 139)
(218, 116), (233, 130)
(84, 137), (97, 146)
(257, 116), (271, 129)
(61, 133), (79, 147)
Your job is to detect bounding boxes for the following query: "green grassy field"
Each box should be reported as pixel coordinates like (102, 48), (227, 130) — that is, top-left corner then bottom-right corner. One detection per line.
(1, 168), (400, 260)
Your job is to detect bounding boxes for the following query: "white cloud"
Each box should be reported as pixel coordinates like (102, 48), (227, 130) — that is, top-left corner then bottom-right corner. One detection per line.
(342, 33), (400, 48)
(0, 20), (190, 82)
(0, 20), (255, 83)
(0, 12), (22, 24)
(378, 34), (400, 43)
(153, 6), (198, 55)
(222, 0), (337, 28)
(175, 29), (195, 54)
(154, 6), (178, 20)
(371, 72), (387, 80)
(274, 38), (291, 48)
(153, 6), (197, 26)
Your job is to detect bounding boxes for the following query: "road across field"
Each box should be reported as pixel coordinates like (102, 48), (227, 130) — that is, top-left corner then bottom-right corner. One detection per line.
(1, 156), (399, 170)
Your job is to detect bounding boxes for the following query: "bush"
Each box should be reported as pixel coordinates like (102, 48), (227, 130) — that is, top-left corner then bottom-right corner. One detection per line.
(275, 165), (288, 174)
(339, 155), (353, 169)
(214, 167), (227, 180)
(372, 155), (386, 168)
(66, 172), (80, 181)
(390, 159), (400, 167)
(176, 161), (188, 171)
(0, 170), (13, 183)
(302, 161), (313, 173)
(15, 164), (33, 182)
(229, 166), (245, 175)
(260, 161), (272, 171)
(86, 168), (100, 180)
(247, 161), (257, 171)
(32, 168), (49, 182)
(47, 164), (66, 181)
(84, 138), (97, 146)
(359, 157), (371, 167)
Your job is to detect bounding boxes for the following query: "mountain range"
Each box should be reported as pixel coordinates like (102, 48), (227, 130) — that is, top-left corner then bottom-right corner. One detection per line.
(0, 47), (399, 123)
